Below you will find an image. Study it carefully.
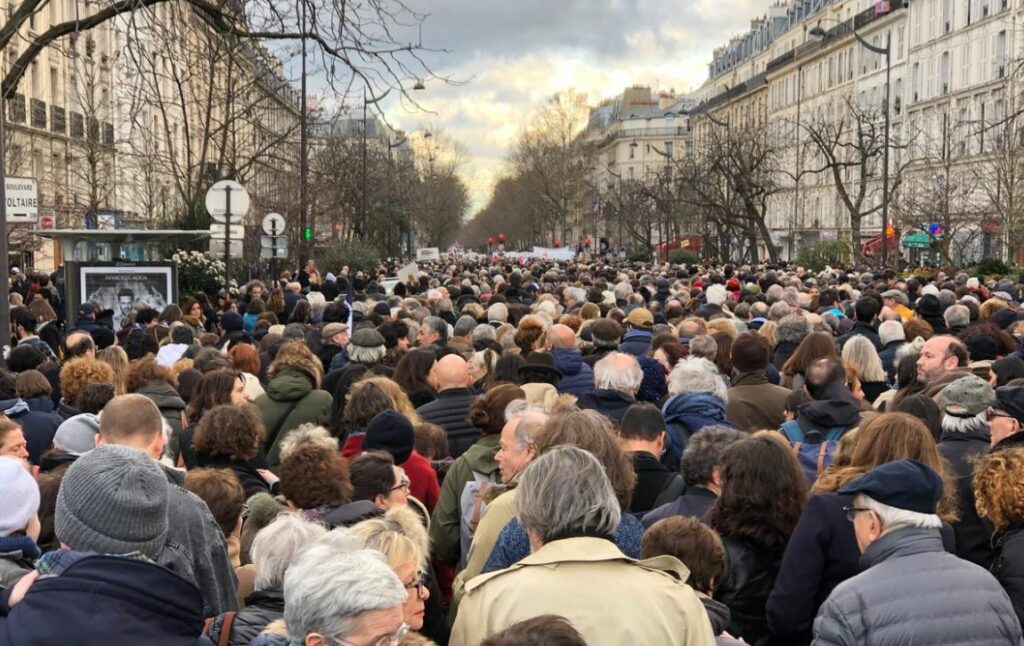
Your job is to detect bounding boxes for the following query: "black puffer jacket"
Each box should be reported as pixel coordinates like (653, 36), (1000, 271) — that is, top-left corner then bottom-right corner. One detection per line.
(938, 426), (994, 568)
(206, 589), (284, 646)
(991, 523), (1024, 629)
(415, 387), (480, 459)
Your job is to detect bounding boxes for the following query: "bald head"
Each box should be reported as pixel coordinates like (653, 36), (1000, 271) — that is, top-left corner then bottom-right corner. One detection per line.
(547, 324), (576, 350)
(98, 394), (165, 459)
(64, 331), (95, 359)
(432, 354), (472, 391)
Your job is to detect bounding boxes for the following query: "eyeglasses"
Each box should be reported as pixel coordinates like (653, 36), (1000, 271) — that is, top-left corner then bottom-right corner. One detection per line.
(390, 477), (411, 493)
(843, 505), (872, 522)
(987, 407), (1016, 422)
(328, 622), (410, 646)
(404, 572), (428, 598)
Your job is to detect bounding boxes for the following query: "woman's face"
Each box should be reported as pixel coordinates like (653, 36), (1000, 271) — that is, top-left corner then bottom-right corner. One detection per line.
(395, 559), (428, 631)
(230, 378), (249, 405)
(380, 466), (410, 509)
(654, 348), (671, 373)
(190, 303), (203, 317)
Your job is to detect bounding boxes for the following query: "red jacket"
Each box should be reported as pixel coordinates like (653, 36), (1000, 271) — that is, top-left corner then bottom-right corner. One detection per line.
(402, 451), (440, 513)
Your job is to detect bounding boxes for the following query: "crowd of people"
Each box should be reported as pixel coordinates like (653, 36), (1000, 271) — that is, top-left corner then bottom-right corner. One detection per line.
(3, 257), (1024, 644)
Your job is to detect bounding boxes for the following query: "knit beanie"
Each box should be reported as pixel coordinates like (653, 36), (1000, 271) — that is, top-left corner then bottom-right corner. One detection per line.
(52, 413), (100, 456)
(55, 445), (169, 558)
(364, 410), (415, 465)
(220, 311), (244, 333)
(0, 457), (40, 537)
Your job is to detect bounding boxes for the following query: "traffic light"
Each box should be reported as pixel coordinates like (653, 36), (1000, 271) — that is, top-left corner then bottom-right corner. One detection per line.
(886, 226), (895, 238)
(498, 232), (505, 243)
(304, 227), (312, 241)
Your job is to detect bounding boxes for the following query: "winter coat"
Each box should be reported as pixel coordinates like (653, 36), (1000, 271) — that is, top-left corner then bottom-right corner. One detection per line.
(619, 329), (653, 357)
(156, 343), (190, 367)
(878, 340), (904, 383)
(938, 425), (995, 568)
(768, 492), (957, 646)
(205, 589), (284, 646)
(428, 434), (500, 566)
(628, 451), (682, 516)
(402, 450), (441, 513)
(256, 367), (333, 468)
(837, 321), (882, 351)
(309, 500), (382, 529)
(582, 347), (615, 368)
(0, 536), (38, 588)
(772, 340), (800, 371)
(578, 388), (637, 424)
(194, 451), (271, 499)
(0, 553), (209, 645)
(714, 536), (781, 646)
(157, 463), (238, 617)
(702, 593), (748, 646)
(551, 348), (595, 396)
(3, 397), (62, 464)
(453, 536), (715, 646)
(415, 387), (480, 459)
(136, 379), (187, 460)
(125, 324), (148, 360)
(726, 371), (790, 433)
(793, 385), (861, 437)
(991, 523), (1024, 630)
(812, 527), (1022, 646)
(454, 486), (520, 605)
(662, 392), (732, 472)
(642, 485), (718, 529)
(483, 512), (644, 574)
(16, 336), (56, 362)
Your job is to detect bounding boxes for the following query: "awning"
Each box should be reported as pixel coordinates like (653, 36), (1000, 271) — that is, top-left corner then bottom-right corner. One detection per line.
(862, 233), (898, 256)
(901, 231), (936, 249)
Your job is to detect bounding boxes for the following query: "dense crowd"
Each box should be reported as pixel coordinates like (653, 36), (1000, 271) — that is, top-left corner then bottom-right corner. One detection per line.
(3, 258), (1024, 645)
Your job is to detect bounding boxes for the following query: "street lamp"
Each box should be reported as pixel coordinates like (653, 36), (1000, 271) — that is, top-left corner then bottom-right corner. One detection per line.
(809, 19), (892, 270)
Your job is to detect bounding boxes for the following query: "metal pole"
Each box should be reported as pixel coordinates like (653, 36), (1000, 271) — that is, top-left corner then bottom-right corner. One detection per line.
(298, 0), (308, 267)
(793, 65), (803, 262)
(881, 33), (892, 270)
(0, 100), (9, 361)
(224, 185), (232, 293)
(362, 87), (368, 234)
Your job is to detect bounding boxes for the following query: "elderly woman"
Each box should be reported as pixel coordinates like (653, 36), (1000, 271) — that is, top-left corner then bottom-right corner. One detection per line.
(660, 356), (732, 472)
(206, 513), (327, 646)
(453, 445), (714, 645)
(577, 352), (642, 424)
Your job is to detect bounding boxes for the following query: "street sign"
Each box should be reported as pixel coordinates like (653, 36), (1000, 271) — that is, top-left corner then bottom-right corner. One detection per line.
(209, 238), (243, 258)
(205, 180), (249, 222)
(260, 247), (288, 259)
(4, 177), (38, 222)
(210, 223), (244, 239)
(262, 212), (286, 236)
(260, 235), (288, 251)
(39, 214), (56, 230)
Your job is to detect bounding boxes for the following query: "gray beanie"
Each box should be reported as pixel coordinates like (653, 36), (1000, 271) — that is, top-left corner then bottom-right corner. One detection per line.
(55, 444), (168, 558)
(52, 413), (100, 456)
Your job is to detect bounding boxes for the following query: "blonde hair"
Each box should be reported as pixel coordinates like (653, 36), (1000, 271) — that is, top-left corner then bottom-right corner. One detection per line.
(757, 320), (778, 349)
(706, 318), (737, 340)
(357, 376), (422, 426)
(348, 506), (428, 569)
(98, 345), (129, 395)
(841, 335), (887, 383)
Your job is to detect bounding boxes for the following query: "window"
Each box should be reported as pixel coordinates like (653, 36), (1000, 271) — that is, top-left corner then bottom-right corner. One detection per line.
(628, 144), (634, 160)
(664, 142), (673, 158)
(912, 62), (921, 102)
(49, 67), (58, 105)
(943, 0), (953, 32)
(897, 26), (906, 60)
(977, 35), (990, 82)
(996, 30), (1007, 77)
(961, 42), (971, 86)
(628, 166), (634, 180)
(966, 0), (972, 25)
(940, 52), (950, 93)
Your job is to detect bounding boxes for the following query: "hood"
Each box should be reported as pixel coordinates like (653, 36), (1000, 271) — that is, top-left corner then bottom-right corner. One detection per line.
(579, 389), (636, 408)
(662, 392), (727, 425)
(138, 380), (186, 410)
(623, 328), (652, 341)
(2, 399), (30, 417)
(699, 592), (731, 636)
(551, 348), (584, 377)
(797, 383), (861, 431)
(266, 367), (315, 401)
(463, 433), (501, 474)
(23, 397), (56, 413)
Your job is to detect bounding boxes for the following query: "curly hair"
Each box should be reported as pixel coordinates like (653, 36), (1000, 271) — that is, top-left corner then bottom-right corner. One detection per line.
(469, 383), (524, 436)
(534, 408), (636, 509)
(193, 404), (264, 462)
(280, 443), (353, 510)
(707, 434), (807, 554)
(975, 448), (1024, 532)
(268, 341), (322, 389)
(125, 356), (176, 394)
(514, 316), (546, 355)
(59, 357), (115, 403)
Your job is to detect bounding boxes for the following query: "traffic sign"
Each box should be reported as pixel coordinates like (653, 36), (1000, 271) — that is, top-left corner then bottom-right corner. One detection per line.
(205, 180), (249, 222)
(260, 235), (288, 250)
(209, 238), (243, 258)
(262, 212), (286, 236)
(210, 223), (244, 239)
(5, 177), (38, 222)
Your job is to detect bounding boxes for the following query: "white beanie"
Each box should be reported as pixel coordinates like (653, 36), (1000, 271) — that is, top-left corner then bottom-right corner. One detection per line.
(0, 457), (40, 536)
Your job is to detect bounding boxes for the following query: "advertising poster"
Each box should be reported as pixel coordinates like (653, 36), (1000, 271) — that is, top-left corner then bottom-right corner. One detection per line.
(79, 264), (175, 329)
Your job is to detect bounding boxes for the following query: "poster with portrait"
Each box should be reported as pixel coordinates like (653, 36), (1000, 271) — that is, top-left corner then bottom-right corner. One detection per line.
(79, 264), (176, 330)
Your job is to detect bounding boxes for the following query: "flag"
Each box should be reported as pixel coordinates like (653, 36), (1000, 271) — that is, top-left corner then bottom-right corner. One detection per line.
(875, 0), (891, 16)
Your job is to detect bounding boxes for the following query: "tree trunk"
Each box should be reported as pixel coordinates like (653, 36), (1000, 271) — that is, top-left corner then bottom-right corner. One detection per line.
(850, 214), (863, 265)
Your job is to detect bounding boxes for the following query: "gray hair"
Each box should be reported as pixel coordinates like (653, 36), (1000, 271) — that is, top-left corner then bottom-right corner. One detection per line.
(251, 512), (327, 591)
(681, 425), (748, 487)
(944, 304), (970, 329)
(768, 301), (792, 321)
(938, 289), (957, 309)
(422, 316), (449, 343)
(516, 445), (620, 544)
(750, 302), (769, 318)
(503, 402), (549, 449)
(667, 356), (729, 401)
(782, 286), (801, 308)
(878, 320), (906, 346)
(688, 335), (718, 361)
(593, 352), (644, 394)
(613, 282), (633, 302)
(279, 424), (339, 461)
(453, 315), (477, 338)
(348, 344), (386, 366)
(765, 284), (785, 304)
(842, 335), (888, 383)
(306, 292), (326, 317)
(564, 287), (586, 304)
(941, 410), (989, 435)
(777, 313), (811, 345)
(283, 540), (405, 643)
(471, 324), (497, 344)
(857, 493), (941, 531)
(487, 303), (508, 323)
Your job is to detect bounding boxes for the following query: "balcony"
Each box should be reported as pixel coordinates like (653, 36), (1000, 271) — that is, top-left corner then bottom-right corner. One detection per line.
(8, 94), (25, 124)
(51, 105), (65, 134)
(30, 98), (46, 129)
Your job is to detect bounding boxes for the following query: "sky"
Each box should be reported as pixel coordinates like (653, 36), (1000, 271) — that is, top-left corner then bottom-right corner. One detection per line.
(378, 0), (770, 215)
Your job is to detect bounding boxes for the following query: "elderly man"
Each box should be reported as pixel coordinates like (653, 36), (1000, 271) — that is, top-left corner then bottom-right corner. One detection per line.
(881, 288), (914, 323)
(774, 314), (811, 370)
(416, 354), (479, 458)
(812, 460), (1021, 646)
(878, 320), (906, 383)
(943, 304), (971, 337)
(453, 405), (549, 604)
(726, 333), (791, 432)
(641, 425), (746, 529)
(487, 302), (509, 327)
(453, 446), (715, 646)
(418, 315), (449, 349)
(449, 315), (477, 355)
(578, 352), (642, 424)
(989, 386), (1024, 450)
(256, 540), (407, 646)
(318, 322), (349, 370)
(546, 323), (594, 395)
(917, 335), (971, 394)
(620, 308), (654, 357)
(938, 376), (997, 567)
(583, 319), (623, 367)
(661, 356), (732, 472)
(688, 334), (717, 363)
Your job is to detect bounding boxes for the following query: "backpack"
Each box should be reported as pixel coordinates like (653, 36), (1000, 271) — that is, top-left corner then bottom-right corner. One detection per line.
(780, 420), (847, 485)
(458, 469), (499, 570)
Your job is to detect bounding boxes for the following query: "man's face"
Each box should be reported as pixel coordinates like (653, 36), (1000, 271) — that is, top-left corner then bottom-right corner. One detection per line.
(0, 429), (29, 461)
(988, 408), (1021, 447)
(917, 338), (955, 383)
(118, 296), (132, 315)
(333, 331), (350, 347)
(495, 419), (535, 483)
(418, 329), (438, 347)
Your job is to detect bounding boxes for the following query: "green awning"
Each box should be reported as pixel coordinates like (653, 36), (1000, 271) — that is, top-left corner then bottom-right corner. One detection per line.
(902, 231), (937, 249)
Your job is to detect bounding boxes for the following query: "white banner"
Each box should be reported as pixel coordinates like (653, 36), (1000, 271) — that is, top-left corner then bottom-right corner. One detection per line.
(416, 247), (440, 261)
(398, 261), (419, 283)
(531, 246), (576, 261)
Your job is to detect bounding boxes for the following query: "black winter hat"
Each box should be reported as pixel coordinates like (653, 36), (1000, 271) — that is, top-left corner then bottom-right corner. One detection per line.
(363, 410), (415, 465)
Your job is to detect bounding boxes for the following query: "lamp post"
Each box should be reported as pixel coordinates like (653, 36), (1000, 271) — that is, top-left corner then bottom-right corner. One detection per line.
(810, 20), (892, 270)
